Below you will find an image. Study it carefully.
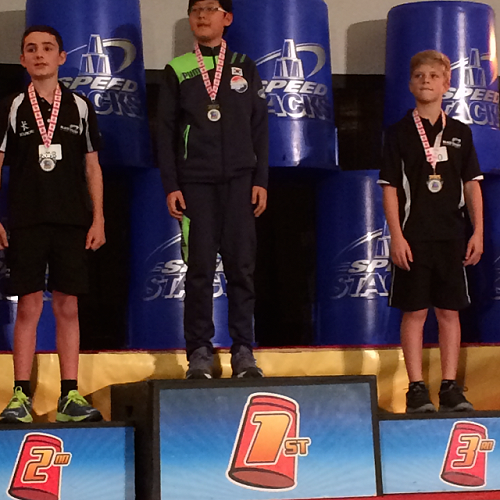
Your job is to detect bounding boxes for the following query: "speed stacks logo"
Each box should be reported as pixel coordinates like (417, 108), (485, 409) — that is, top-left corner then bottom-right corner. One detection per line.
(8, 433), (71, 500)
(227, 393), (311, 491)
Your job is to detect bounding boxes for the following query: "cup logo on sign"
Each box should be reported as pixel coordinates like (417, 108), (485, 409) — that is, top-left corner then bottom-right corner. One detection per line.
(143, 234), (227, 302)
(443, 48), (500, 128)
(440, 421), (495, 488)
(60, 34), (144, 119)
(256, 39), (332, 121)
(227, 393), (311, 491)
(8, 433), (72, 500)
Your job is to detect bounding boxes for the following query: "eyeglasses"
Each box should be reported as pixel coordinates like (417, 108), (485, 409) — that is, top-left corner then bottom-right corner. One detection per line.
(189, 6), (226, 16)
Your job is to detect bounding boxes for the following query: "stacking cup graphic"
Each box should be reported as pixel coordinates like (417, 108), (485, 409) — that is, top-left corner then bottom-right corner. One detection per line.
(441, 421), (495, 487)
(9, 433), (71, 500)
(227, 393), (310, 490)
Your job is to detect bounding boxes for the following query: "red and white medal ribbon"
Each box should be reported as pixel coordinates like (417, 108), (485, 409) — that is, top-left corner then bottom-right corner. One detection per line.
(194, 39), (227, 103)
(412, 108), (446, 172)
(28, 82), (62, 149)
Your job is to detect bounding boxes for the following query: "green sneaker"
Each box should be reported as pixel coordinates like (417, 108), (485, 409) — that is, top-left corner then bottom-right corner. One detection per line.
(0, 387), (33, 424)
(56, 390), (103, 423)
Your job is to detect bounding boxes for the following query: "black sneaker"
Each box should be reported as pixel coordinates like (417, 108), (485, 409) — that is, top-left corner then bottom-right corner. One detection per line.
(406, 383), (437, 413)
(56, 390), (103, 423)
(0, 387), (33, 424)
(439, 382), (474, 412)
(231, 346), (263, 378)
(186, 347), (213, 379)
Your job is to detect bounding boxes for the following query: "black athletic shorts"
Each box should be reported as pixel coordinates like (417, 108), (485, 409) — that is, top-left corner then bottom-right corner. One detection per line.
(7, 224), (89, 297)
(389, 239), (470, 312)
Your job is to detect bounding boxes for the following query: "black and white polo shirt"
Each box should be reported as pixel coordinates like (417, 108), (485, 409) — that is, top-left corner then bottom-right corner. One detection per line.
(379, 110), (483, 242)
(0, 82), (101, 229)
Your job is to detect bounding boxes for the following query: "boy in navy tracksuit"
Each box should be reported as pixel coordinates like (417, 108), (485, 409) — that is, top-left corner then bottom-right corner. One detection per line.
(158, 0), (269, 378)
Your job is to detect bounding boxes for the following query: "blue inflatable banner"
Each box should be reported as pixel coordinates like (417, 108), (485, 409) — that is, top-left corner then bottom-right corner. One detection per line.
(315, 171), (441, 346)
(128, 169), (231, 350)
(226, 0), (337, 169)
(316, 171), (402, 345)
(385, 1), (500, 174)
(25, 0), (152, 169)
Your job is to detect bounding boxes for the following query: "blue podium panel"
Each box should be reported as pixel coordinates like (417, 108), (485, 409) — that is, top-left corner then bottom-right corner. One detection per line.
(380, 413), (500, 494)
(112, 377), (381, 500)
(0, 424), (134, 500)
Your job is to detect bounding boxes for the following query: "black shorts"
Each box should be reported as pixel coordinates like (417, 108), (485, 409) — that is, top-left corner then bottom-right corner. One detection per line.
(389, 239), (470, 312)
(7, 224), (89, 297)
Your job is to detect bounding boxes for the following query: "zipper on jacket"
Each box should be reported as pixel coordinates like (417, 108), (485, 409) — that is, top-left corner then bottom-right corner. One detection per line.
(183, 124), (191, 160)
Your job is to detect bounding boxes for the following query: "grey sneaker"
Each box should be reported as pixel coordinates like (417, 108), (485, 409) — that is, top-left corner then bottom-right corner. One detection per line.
(0, 387), (33, 424)
(186, 347), (213, 379)
(231, 346), (263, 378)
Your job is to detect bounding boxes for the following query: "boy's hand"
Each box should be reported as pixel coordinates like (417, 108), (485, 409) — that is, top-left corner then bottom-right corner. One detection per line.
(86, 219), (106, 250)
(252, 186), (267, 217)
(390, 235), (413, 271)
(464, 232), (483, 266)
(167, 190), (186, 221)
(0, 223), (8, 249)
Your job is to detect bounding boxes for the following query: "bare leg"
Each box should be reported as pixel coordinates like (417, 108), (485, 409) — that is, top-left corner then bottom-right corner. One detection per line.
(435, 307), (461, 381)
(13, 292), (43, 380)
(401, 309), (428, 382)
(52, 291), (79, 380)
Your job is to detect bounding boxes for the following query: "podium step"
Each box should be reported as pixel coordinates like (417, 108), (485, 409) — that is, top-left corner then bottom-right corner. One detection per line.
(0, 423), (134, 500)
(379, 411), (500, 495)
(112, 376), (381, 500)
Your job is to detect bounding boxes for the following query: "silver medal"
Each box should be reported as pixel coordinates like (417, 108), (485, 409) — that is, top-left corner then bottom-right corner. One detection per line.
(208, 108), (221, 122)
(427, 177), (443, 193)
(40, 157), (56, 172)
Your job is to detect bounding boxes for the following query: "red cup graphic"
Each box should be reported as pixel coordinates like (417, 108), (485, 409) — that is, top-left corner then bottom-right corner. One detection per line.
(441, 421), (495, 487)
(227, 393), (302, 489)
(9, 433), (68, 500)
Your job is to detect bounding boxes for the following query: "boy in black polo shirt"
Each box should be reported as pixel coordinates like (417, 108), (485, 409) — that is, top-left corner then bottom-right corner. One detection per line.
(379, 50), (483, 413)
(158, 0), (268, 379)
(0, 26), (105, 423)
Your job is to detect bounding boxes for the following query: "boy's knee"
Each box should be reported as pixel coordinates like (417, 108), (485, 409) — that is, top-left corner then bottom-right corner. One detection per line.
(52, 293), (78, 321)
(17, 292), (43, 320)
(435, 307), (459, 323)
(403, 309), (428, 321)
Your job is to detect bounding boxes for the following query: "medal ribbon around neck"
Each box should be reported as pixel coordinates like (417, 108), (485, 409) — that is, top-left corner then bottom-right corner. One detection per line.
(412, 108), (446, 172)
(194, 40), (227, 103)
(28, 82), (62, 149)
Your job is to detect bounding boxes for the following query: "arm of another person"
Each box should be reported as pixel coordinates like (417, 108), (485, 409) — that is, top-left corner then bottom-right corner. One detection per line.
(463, 180), (483, 266)
(85, 151), (105, 250)
(0, 152), (6, 249)
(250, 63), (269, 217)
(158, 65), (185, 221)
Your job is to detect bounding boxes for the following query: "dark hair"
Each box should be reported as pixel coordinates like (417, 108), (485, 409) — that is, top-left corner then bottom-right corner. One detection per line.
(22, 25), (64, 53)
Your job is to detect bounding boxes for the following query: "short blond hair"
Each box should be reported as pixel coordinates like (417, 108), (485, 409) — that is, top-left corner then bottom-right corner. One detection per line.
(410, 50), (451, 82)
